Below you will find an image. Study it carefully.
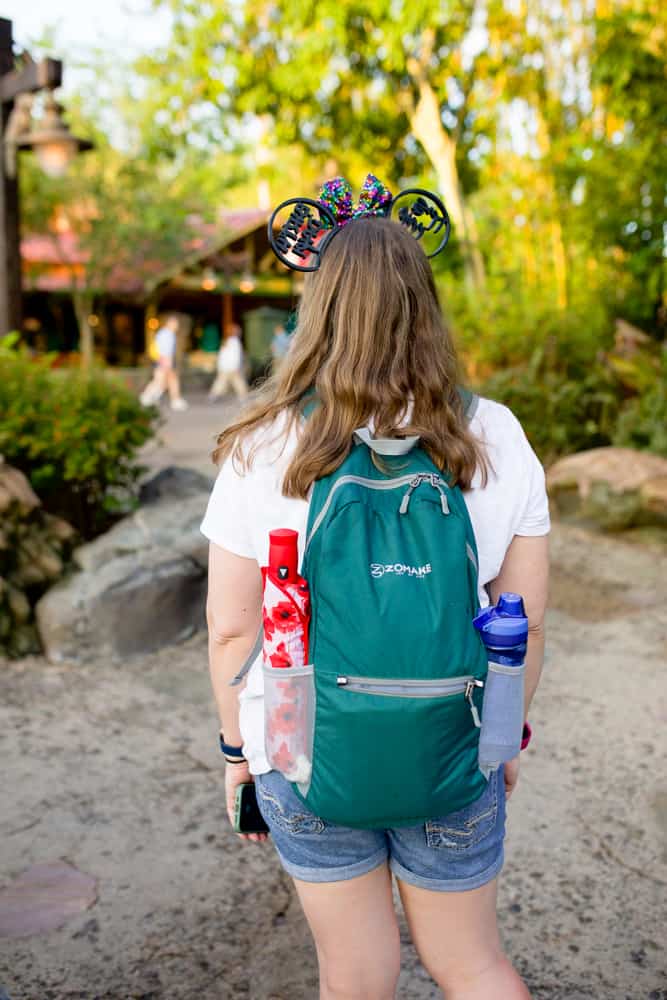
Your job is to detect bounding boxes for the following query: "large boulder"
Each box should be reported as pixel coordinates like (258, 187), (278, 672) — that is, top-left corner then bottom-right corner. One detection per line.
(547, 447), (667, 530)
(36, 467), (212, 663)
(72, 491), (210, 573)
(36, 549), (207, 663)
(138, 465), (214, 505)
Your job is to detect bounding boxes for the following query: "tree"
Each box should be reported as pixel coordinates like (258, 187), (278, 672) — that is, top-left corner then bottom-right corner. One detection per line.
(139, 0), (539, 291)
(21, 103), (216, 366)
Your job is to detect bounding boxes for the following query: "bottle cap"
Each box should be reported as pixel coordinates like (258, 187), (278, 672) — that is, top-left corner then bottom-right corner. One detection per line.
(473, 592), (528, 648)
(497, 592), (525, 617)
(269, 528), (299, 582)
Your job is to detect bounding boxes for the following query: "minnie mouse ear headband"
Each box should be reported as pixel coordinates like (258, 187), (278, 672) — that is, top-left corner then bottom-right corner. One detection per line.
(268, 173), (451, 272)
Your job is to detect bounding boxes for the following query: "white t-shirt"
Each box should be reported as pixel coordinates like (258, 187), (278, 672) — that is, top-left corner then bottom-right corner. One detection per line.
(200, 397), (550, 774)
(155, 325), (176, 361)
(217, 336), (243, 373)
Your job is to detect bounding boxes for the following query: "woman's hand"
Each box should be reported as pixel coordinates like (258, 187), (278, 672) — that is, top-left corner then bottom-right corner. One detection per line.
(504, 756), (520, 800)
(224, 761), (269, 843)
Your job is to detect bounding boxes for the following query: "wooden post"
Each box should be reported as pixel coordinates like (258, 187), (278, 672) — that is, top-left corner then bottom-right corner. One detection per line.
(0, 19), (20, 334)
(0, 19), (63, 336)
(222, 292), (233, 333)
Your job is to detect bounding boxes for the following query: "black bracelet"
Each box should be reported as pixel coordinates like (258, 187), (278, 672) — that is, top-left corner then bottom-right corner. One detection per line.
(224, 754), (248, 765)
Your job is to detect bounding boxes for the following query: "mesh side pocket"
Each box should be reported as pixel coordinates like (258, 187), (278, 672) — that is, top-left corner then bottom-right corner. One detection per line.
(263, 664), (314, 784)
(478, 661), (525, 778)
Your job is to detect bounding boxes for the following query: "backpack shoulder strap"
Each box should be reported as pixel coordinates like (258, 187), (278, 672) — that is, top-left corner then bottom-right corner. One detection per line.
(457, 386), (479, 422)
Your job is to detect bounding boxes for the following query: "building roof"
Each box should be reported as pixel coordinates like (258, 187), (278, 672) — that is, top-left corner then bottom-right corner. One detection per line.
(22, 209), (271, 296)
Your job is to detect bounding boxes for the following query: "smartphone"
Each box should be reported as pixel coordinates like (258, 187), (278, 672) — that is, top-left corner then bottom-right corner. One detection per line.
(233, 782), (270, 834)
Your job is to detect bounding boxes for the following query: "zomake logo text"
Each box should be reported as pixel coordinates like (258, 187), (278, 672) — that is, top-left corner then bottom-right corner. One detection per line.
(370, 562), (432, 579)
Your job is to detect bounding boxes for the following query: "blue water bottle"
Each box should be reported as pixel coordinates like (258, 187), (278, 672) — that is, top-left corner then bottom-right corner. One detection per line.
(473, 593), (528, 778)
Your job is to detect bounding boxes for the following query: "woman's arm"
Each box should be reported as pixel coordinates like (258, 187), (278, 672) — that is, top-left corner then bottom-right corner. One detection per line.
(488, 533), (549, 797)
(206, 542), (264, 839)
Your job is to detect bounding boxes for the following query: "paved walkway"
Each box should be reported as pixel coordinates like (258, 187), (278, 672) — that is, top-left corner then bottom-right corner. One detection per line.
(1, 398), (666, 998)
(139, 391), (244, 481)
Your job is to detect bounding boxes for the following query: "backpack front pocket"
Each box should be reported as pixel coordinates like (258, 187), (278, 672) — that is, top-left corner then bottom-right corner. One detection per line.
(336, 674), (482, 720)
(302, 670), (486, 829)
(263, 664), (315, 784)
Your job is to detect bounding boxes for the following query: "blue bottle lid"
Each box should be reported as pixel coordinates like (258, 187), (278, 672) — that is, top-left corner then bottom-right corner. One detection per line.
(473, 591), (528, 648)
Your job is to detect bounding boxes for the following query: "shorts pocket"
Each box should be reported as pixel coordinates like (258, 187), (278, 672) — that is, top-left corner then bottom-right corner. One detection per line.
(425, 770), (499, 851)
(263, 664), (315, 784)
(255, 771), (325, 835)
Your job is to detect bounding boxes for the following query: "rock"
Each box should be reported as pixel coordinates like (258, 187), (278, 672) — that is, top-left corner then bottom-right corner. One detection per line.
(640, 476), (667, 517)
(0, 460), (77, 657)
(547, 447), (667, 530)
(6, 584), (30, 624)
(11, 537), (63, 587)
(36, 467), (211, 662)
(73, 491), (209, 572)
(41, 512), (77, 544)
(36, 473), (212, 663)
(0, 861), (97, 939)
(6, 622), (41, 658)
(36, 550), (207, 662)
(139, 465), (214, 505)
(0, 460), (40, 516)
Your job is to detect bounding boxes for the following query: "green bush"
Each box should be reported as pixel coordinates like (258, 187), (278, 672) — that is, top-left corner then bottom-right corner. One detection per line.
(439, 275), (613, 377)
(0, 337), (158, 538)
(612, 348), (667, 456)
(480, 353), (620, 463)
(479, 346), (666, 465)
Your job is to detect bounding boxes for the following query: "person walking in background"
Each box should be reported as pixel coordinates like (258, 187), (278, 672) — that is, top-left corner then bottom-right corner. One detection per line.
(270, 322), (291, 365)
(201, 176), (549, 999)
(140, 314), (189, 411)
(209, 323), (248, 401)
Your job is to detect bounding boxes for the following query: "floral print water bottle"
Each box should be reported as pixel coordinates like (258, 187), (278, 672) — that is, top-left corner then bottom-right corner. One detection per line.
(262, 529), (313, 783)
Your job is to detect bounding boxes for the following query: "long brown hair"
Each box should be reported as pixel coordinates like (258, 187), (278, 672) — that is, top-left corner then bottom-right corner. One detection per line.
(213, 217), (486, 495)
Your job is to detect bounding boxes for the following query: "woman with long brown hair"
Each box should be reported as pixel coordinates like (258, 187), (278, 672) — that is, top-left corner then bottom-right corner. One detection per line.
(201, 179), (549, 999)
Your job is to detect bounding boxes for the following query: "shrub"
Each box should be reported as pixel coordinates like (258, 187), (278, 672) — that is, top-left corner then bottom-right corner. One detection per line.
(480, 354), (620, 463)
(0, 337), (158, 538)
(612, 348), (667, 456)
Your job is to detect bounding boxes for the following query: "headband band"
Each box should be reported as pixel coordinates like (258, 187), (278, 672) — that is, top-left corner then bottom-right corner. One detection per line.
(268, 174), (451, 272)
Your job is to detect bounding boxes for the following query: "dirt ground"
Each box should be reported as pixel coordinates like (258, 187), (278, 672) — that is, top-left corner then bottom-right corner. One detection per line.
(1, 397), (666, 999)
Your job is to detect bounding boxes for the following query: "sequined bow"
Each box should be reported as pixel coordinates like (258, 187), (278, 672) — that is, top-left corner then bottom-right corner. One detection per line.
(318, 173), (393, 228)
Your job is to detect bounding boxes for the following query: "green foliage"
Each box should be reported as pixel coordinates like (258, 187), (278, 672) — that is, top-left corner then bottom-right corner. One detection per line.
(475, 340), (666, 464)
(441, 277), (665, 463)
(441, 275), (612, 374)
(0, 340), (158, 538)
(612, 349), (667, 457)
(22, 136), (208, 296)
(480, 359), (620, 464)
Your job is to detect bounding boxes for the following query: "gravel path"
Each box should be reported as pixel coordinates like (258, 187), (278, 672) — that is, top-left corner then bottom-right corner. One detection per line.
(1, 397), (665, 998)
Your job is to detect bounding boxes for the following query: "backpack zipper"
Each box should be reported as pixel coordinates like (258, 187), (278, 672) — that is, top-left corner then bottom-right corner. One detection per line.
(306, 472), (450, 551)
(336, 674), (484, 726)
(399, 473), (450, 515)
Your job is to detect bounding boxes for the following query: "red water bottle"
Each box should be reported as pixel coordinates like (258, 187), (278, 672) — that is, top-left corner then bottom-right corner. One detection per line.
(262, 530), (313, 783)
(268, 528), (299, 583)
(263, 529), (310, 667)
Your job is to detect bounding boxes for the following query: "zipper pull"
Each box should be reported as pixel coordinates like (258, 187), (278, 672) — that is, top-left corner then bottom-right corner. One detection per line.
(399, 475), (425, 515)
(428, 475), (450, 515)
(465, 679), (483, 728)
(337, 676), (349, 686)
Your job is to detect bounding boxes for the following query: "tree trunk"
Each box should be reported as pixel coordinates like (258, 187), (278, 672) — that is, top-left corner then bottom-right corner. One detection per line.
(408, 77), (486, 293)
(72, 291), (94, 368)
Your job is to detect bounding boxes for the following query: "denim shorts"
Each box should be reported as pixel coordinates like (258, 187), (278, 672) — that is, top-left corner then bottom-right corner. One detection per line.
(254, 767), (505, 892)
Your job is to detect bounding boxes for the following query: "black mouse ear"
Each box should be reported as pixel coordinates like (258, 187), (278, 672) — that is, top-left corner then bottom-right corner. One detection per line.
(389, 189), (451, 258)
(268, 198), (338, 272)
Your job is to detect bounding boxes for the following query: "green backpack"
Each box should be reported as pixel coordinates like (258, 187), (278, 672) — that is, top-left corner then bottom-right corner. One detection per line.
(293, 393), (489, 828)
